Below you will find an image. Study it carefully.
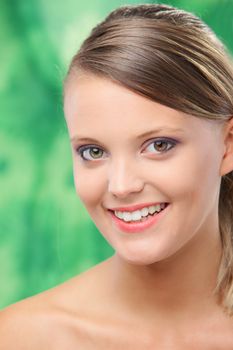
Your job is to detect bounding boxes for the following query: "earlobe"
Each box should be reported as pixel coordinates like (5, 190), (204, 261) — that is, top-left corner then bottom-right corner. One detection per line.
(220, 117), (233, 177)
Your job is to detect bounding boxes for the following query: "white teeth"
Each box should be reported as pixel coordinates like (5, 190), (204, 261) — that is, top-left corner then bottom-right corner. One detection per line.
(149, 205), (156, 215)
(122, 212), (131, 222)
(115, 211), (124, 219)
(140, 207), (149, 217)
(131, 210), (142, 221)
(114, 203), (167, 222)
(148, 205), (161, 215)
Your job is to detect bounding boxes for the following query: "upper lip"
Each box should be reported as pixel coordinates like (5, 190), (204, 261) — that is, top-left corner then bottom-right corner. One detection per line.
(108, 202), (168, 212)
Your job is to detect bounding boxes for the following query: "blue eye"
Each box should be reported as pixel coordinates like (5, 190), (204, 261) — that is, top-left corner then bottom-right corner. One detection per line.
(143, 138), (177, 154)
(77, 145), (107, 161)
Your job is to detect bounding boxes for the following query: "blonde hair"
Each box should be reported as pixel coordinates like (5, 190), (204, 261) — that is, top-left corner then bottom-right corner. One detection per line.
(65, 4), (233, 314)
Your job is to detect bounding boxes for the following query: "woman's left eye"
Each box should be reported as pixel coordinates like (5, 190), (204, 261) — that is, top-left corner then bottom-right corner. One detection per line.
(143, 138), (177, 154)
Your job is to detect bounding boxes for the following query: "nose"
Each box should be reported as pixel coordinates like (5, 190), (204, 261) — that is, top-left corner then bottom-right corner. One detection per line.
(107, 159), (144, 198)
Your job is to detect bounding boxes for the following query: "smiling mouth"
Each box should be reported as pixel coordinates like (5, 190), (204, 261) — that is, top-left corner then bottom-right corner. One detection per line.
(108, 203), (170, 234)
(108, 203), (169, 224)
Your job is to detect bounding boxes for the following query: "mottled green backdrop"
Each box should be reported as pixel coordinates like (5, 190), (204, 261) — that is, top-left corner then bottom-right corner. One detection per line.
(1, 0), (233, 308)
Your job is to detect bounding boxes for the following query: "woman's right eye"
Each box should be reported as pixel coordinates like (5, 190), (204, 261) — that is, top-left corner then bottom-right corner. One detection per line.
(76, 145), (107, 161)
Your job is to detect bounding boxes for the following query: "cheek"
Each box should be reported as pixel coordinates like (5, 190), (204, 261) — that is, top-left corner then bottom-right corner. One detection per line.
(177, 146), (221, 201)
(73, 163), (106, 207)
(146, 145), (220, 206)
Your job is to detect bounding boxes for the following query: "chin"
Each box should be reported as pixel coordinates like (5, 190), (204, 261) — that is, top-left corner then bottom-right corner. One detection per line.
(117, 249), (171, 266)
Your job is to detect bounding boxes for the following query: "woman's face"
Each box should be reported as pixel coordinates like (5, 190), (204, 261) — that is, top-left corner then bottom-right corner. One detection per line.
(64, 73), (226, 266)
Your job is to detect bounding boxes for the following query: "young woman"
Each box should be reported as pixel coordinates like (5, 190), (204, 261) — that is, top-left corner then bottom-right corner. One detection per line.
(1, 3), (233, 349)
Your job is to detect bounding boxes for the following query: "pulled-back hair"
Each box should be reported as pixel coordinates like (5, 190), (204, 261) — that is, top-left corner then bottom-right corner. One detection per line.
(65, 3), (233, 314)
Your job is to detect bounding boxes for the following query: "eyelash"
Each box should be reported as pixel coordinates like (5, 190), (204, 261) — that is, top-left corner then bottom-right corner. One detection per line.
(76, 138), (178, 161)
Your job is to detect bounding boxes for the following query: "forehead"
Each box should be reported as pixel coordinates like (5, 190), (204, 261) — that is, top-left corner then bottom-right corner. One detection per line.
(64, 73), (218, 139)
(64, 74), (183, 120)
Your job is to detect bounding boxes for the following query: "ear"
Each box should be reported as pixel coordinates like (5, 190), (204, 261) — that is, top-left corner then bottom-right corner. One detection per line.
(220, 117), (233, 176)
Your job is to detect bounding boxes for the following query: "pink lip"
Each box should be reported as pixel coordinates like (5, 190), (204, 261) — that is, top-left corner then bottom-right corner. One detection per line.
(109, 202), (168, 213)
(109, 203), (170, 234)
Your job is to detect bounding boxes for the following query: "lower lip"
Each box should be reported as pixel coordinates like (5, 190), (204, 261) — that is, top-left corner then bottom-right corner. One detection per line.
(109, 204), (170, 234)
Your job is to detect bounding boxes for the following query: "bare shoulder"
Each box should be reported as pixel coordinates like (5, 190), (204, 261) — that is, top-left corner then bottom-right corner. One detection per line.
(0, 278), (90, 350)
(0, 292), (63, 350)
(0, 258), (116, 350)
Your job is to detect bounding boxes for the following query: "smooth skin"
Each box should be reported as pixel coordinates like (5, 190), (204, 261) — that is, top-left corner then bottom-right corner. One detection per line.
(1, 73), (233, 349)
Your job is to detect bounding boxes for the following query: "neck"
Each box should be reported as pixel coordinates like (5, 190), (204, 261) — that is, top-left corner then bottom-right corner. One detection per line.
(110, 226), (222, 322)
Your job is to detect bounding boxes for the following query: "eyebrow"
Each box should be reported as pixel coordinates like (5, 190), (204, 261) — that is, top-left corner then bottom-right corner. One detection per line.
(70, 127), (185, 143)
(135, 127), (186, 139)
(71, 136), (102, 144)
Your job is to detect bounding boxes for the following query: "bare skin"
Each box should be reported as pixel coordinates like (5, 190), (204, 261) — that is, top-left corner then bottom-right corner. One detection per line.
(1, 257), (233, 349)
(1, 74), (233, 349)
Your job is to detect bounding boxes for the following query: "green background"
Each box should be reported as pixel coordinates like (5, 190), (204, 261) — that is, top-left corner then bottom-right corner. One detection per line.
(1, 0), (233, 309)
